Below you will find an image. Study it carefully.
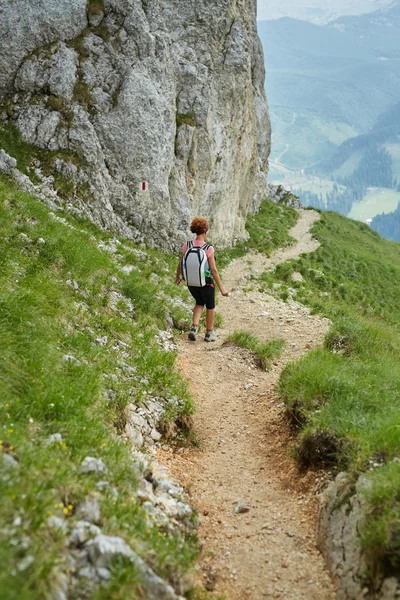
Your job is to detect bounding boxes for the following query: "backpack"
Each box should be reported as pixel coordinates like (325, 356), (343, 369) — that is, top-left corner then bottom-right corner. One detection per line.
(181, 241), (211, 287)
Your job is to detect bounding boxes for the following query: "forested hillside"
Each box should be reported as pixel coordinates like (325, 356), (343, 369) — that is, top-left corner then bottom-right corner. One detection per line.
(260, 2), (400, 223)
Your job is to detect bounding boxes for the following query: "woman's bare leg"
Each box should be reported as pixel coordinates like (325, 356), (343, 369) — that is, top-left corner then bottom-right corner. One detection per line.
(193, 304), (203, 326)
(206, 308), (215, 331)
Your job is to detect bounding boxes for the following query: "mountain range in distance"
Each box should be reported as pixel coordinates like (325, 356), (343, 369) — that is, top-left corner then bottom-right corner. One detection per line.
(260, 1), (400, 228)
(257, 0), (393, 24)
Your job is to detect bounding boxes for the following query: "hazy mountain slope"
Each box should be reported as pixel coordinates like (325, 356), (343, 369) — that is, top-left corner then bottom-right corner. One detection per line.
(257, 0), (393, 24)
(259, 2), (400, 174)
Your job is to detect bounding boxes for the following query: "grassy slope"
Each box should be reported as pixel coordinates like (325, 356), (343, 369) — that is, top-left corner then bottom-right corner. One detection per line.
(216, 198), (299, 270)
(0, 178), (197, 599)
(0, 175), (298, 598)
(258, 210), (400, 577)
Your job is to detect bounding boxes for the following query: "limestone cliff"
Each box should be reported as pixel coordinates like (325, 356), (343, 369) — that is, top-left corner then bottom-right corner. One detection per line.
(0, 0), (270, 249)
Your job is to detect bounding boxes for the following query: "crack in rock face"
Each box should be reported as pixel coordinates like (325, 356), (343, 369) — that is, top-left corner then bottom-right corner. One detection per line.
(0, 0), (271, 250)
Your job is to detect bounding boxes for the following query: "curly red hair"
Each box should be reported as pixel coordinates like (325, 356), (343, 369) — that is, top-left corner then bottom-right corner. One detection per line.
(190, 217), (209, 235)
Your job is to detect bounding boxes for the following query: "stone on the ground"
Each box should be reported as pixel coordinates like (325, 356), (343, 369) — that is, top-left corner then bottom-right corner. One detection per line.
(47, 515), (68, 533)
(70, 521), (101, 546)
(80, 457), (107, 474)
(234, 501), (250, 514)
(86, 535), (183, 599)
(75, 497), (101, 524)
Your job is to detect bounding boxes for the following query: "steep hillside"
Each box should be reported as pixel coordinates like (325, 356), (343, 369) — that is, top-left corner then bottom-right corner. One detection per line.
(0, 0), (270, 249)
(259, 211), (400, 595)
(0, 170), (299, 599)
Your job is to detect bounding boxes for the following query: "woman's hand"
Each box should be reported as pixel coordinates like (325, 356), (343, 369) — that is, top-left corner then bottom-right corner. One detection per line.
(220, 287), (229, 297)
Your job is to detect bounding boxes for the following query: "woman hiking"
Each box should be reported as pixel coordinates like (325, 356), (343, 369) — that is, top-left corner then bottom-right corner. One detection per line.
(176, 217), (229, 342)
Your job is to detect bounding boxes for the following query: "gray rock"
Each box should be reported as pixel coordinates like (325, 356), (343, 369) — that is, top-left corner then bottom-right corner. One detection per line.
(70, 521), (102, 546)
(150, 428), (162, 442)
(155, 479), (182, 499)
(86, 534), (183, 599)
(1, 0), (271, 250)
(318, 472), (400, 600)
(17, 555), (34, 571)
(45, 433), (63, 445)
(75, 497), (101, 524)
(125, 423), (143, 447)
(1, 453), (19, 468)
(80, 456), (108, 474)
(47, 515), (68, 534)
(0, 0), (87, 95)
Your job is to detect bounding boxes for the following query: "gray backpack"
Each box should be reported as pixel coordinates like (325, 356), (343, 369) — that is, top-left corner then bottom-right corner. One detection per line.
(181, 241), (211, 287)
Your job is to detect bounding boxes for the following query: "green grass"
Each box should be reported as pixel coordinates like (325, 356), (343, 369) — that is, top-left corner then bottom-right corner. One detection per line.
(257, 209), (400, 576)
(0, 178), (197, 598)
(227, 331), (285, 370)
(216, 198), (298, 270)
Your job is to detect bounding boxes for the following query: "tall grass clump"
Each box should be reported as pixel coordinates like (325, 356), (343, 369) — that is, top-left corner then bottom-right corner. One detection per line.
(0, 177), (197, 598)
(263, 210), (400, 576)
(227, 330), (285, 370)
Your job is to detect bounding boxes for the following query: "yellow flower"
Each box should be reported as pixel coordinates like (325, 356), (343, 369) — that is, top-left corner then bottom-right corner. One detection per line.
(68, 504), (73, 510)
(5, 403), (9, 407)
(63, 508), (69, 515)
(7, 429), (13, 433)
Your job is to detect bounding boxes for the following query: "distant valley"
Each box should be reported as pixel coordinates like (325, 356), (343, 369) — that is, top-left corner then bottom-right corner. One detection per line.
(260, 1), (400, 238)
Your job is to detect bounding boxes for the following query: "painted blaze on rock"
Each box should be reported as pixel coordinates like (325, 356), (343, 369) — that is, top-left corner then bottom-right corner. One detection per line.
(0, 0), (270, 249)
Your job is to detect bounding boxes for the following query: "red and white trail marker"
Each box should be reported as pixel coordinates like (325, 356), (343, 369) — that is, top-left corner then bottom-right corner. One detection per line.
(140, 181), (148, 192)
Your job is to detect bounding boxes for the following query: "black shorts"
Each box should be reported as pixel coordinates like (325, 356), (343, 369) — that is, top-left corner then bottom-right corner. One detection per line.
(188, 285), (215, 310)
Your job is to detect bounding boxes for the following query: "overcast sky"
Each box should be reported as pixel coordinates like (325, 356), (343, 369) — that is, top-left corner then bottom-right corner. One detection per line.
(257, 0), (393, 23)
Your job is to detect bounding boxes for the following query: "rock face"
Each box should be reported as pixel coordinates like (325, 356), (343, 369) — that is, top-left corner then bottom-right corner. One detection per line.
(0, 0), (270, 249)
(318, 472), (400, 600)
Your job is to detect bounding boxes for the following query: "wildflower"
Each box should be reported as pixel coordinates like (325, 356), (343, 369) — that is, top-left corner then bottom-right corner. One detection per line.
(63, 508), (69, 515)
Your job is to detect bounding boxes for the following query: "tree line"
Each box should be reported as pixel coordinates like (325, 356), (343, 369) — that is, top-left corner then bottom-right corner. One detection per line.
(371, 202), (400, 242)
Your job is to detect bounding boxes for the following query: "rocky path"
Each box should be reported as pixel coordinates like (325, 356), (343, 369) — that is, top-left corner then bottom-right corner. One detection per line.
(159, 210), (336, 599)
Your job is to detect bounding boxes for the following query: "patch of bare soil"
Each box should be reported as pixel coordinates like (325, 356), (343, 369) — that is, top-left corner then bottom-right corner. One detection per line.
(159, 210), (336, 599)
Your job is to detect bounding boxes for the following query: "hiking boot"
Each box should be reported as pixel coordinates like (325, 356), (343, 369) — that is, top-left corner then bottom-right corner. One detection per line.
(204, 330), (217, 342)
(188, 326), (198, 341)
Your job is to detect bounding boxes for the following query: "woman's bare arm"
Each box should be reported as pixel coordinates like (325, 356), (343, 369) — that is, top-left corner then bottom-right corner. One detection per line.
(208, 254), (228, 296)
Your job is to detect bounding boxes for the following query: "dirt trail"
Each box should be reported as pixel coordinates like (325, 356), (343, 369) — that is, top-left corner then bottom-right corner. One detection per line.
(159, 210), (336, 599)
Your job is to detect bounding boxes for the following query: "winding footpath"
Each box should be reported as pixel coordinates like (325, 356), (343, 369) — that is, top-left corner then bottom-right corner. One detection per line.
(159, 210), (336, 599)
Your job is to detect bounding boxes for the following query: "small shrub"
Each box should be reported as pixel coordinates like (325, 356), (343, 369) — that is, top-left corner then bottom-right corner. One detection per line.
(87, 0), (104, 15)
(296, 429), (346, 469)
(176, 113), (196, 127)
(73, 81), (94, 110)
(47, 95), (64, 112)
